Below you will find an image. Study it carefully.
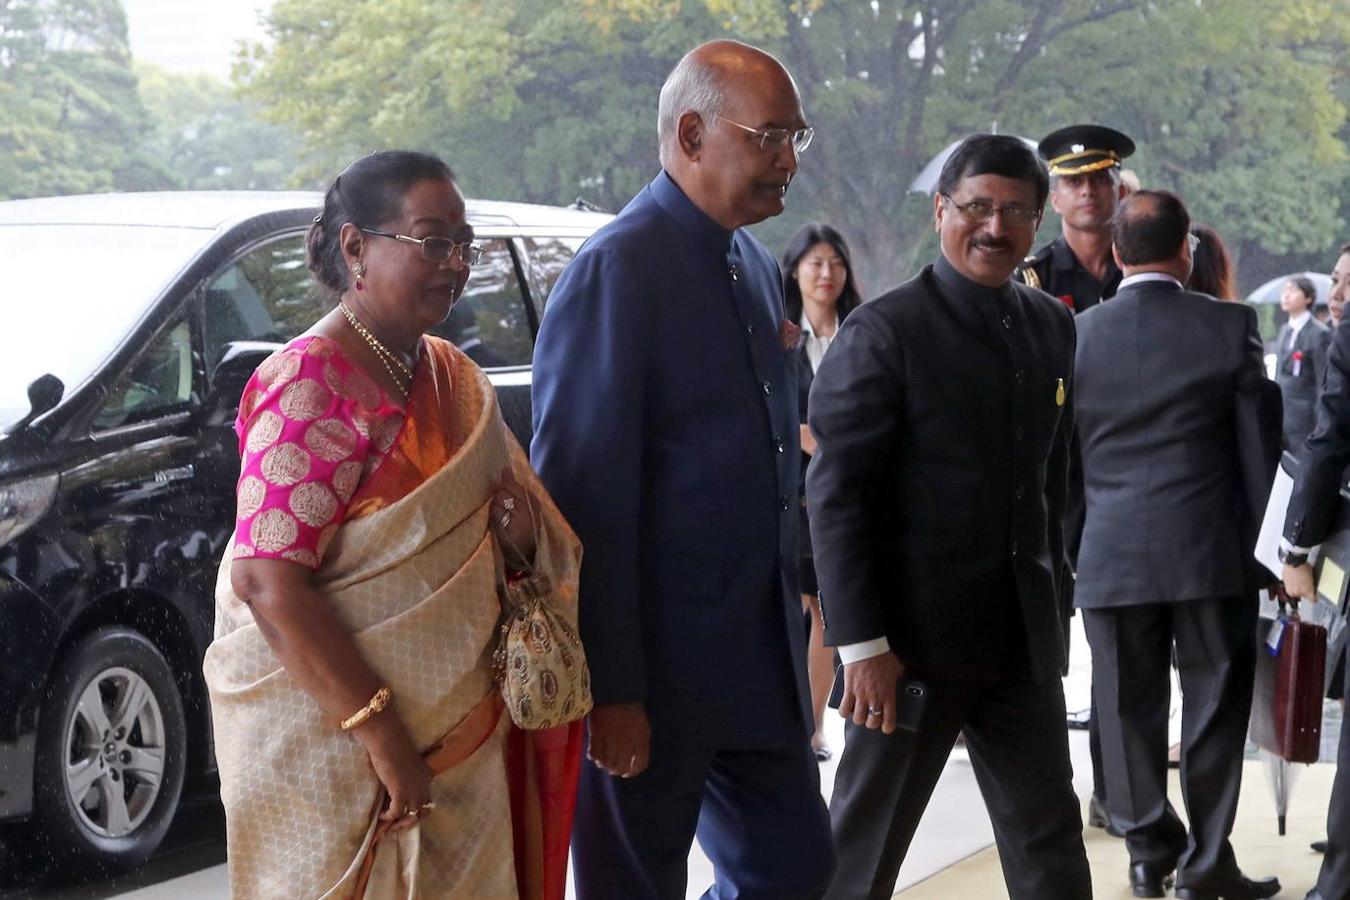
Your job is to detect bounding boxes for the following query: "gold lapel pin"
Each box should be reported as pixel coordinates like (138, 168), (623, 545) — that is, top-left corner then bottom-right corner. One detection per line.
(1055, 377), (1065, 407)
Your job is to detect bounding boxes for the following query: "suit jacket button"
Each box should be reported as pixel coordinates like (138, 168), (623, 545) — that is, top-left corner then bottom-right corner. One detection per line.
(1002, 314), (1013, 329)
(1015, 370), (1026, 385)
(1011, 541), (1020, 557)
(779, 494), (790, 511)
(1015, 485), (1026, 500)
(762, 381), (773, 395)
(1013, 426), (1025, 442)
(746, 322), (755, 334)
(729, 264), (740, 282)
(775, 437), (785, 453)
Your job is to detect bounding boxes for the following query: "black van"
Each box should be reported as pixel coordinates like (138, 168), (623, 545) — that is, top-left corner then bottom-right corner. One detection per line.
(0, 191), (608, 866)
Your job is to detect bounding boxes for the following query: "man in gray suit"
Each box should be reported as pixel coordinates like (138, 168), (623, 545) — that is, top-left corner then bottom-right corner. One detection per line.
(1275, 274), (1331, 451)
(1072, 190), (1282, 900)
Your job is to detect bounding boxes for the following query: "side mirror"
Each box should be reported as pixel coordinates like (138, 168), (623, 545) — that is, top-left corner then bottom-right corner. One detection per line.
(9, 374), (65, 434)
(203, 341), (281, 425)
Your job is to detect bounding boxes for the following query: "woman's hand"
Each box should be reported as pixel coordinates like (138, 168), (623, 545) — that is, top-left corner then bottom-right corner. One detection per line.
(800, 423), (817, 456)
(492, 466), (537, 572)
(231, 561), (436, 832)
(361, 717), (434, 834)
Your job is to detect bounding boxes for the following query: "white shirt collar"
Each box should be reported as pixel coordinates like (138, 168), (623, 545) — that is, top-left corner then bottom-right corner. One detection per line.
(798, 310), (838, 339)
(799, 310), (838, 374)
(1119, 272), (1184, 291)
(1289, 310), (1311, 334)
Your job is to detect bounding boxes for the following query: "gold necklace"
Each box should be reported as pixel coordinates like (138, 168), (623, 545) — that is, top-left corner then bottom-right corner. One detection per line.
(339, 302), (413, 398)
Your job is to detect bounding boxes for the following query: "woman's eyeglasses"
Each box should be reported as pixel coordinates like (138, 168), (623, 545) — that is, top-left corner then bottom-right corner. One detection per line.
(359, 227), (483, 265)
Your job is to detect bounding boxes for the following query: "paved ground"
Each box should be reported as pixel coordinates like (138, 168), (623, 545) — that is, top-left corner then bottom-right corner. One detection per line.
(899, 760), (1338, 898)
(0, 616), (1338, 899)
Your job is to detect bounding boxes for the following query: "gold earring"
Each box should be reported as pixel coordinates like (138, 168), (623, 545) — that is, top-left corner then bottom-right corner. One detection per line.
(352, 261), (366, 291)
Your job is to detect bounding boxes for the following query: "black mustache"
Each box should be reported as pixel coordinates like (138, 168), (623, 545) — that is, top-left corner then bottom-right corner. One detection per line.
(971, 238), (1013, 252)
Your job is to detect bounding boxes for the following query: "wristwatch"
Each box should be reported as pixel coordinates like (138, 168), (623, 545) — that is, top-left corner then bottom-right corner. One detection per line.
(1278, 545), (1310, 567)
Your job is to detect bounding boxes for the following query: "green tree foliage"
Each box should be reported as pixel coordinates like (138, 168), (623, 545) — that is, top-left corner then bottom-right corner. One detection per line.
(239, 0), (1348, 291)
(137, 64), (304, 191)
(0, 0), (170, 199)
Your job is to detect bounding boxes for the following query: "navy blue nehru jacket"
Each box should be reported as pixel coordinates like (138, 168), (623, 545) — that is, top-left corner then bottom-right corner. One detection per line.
(530, 171), (810, 749)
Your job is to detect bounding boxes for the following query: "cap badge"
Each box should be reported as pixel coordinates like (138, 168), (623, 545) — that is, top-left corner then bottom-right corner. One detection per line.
(1071, 144), (1085, 154)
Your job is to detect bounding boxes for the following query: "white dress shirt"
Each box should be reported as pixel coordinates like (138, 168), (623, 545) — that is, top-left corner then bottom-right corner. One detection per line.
(800, 310), (838, 374)
(1287, 310), (1311, 350)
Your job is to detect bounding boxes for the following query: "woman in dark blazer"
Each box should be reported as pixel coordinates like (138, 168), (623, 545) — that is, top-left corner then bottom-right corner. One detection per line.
(782, 223), (862, 761)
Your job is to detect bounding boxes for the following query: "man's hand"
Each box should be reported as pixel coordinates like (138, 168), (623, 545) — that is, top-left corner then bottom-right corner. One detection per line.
(587, 702), (651, 778)
(838, 652), (905, 734)
(1283, 562), (1317, 603)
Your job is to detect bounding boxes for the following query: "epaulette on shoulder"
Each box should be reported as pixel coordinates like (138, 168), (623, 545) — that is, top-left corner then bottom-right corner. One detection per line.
(1016, 249), (1048, 290)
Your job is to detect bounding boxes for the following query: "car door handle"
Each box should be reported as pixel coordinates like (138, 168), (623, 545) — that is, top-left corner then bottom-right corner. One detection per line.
(152, 465), (195, 484)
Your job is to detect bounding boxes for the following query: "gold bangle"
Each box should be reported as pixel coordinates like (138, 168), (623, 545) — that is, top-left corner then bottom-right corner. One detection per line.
(339, 686), (392, 731)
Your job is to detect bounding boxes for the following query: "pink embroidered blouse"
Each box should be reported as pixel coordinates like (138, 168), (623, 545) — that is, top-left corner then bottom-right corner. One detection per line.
(230, 336), (406, 569)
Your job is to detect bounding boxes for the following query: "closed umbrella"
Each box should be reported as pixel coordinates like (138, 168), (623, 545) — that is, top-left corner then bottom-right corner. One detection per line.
(1259, 748), (1299, 835)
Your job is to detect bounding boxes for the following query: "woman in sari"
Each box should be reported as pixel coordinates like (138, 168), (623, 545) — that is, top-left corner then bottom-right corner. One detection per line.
(203, 150), (583, 899)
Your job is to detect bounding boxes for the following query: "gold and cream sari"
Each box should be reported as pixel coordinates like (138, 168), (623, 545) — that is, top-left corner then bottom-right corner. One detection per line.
(204, 339), (582, 899)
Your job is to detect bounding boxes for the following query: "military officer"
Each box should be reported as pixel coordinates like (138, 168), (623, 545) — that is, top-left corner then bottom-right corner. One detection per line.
(1019, 124), (1135, 839)
(1017, 124), (1135, 313)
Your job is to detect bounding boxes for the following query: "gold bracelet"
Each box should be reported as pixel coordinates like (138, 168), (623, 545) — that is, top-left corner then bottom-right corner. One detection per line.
(339, 686), (392, 731)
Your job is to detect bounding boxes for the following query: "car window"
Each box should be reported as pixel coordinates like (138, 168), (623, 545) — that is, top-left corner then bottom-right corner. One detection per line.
(428, 238), (532, 368)
(91, 319), (194, 431)
(522, 236), (586, 313)
(202, 233), (325, 371)
(0, 223), (216, 433)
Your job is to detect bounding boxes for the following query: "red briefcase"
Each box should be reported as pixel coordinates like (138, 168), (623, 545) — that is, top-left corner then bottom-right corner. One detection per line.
(1251, 591), (1327, 764)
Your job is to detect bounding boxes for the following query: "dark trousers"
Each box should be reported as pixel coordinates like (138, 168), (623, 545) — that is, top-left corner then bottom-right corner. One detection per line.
(1084, 594), (1257, 889)
(824, 672), (1091, 900)
(571, 741), (835, 900)
(1316, 659), (1350, 898)
(1090, 677), (1107, 802)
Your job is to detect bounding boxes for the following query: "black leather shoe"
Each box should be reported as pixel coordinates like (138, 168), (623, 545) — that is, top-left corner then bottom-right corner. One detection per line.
(1174, 873), (1281, 899)
(1129, 862), (1175, 898)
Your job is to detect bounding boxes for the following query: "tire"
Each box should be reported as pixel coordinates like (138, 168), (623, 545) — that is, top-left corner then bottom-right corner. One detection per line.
(32, 627), (187, 868)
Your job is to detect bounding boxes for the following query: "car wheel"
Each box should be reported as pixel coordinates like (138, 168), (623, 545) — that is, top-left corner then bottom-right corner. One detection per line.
(33, 627), (187, 868)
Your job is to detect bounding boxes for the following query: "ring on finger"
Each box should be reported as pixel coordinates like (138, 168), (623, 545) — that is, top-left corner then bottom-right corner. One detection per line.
(866, 707), (882, 718)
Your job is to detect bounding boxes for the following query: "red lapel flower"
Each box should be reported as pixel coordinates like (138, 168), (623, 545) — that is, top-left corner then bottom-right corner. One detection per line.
(1058, 295), (1076, 311)
(779, 319), (804, 351)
